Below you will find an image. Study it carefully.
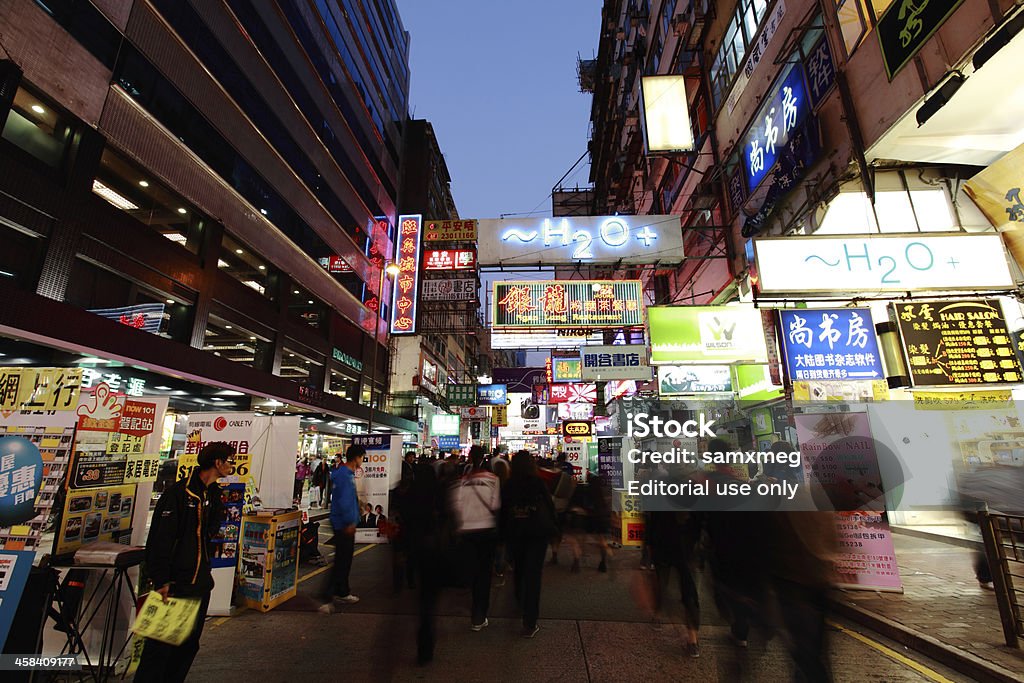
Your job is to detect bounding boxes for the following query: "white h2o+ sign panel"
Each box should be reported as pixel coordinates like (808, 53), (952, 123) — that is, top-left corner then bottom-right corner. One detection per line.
(476, 216), (684, 266)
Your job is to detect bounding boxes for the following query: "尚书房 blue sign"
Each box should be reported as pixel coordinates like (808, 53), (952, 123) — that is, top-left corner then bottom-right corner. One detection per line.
(778, 308), (884, 382)
(476, 384), (507, 406)
(742, 63), (810, 194)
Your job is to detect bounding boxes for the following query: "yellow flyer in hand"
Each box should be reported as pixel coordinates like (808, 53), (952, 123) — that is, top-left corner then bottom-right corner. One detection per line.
(131, 592), (201, 646)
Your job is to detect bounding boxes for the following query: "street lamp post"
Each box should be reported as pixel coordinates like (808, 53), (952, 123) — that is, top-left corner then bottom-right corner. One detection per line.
(367, 261), (400, 435)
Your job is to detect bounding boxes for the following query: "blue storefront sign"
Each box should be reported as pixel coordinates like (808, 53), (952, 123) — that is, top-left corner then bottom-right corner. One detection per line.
(437, 435), (460, 451)
(778, 308), (884, 382)
(476, 384), (508, 406)
(742, 63), (810, 194)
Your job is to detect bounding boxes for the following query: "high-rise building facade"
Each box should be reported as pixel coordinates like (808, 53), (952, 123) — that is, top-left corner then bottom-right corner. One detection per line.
(0, 0), (417, 434)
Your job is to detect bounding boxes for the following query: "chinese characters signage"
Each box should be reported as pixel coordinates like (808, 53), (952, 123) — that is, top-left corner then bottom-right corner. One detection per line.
(753, 233), (1014, 294)
(421, 278), (478, 302)
(492, 280), (644, 329)
(491, 405), (508, 426)
(477, 216), (684, 265)
(580, 345), (651, 380)
(648, 306), (769, 364)
(547, 383), (597, 404)
(123, 453), (160, 483)
(550, 355), (582, 383)
(779, 308), (884, 382)
(742, 63), (809, 194)
(430, 414), (460, 436)
(390, 214), (423, 335)
(476, 384), (507, 406)
(878, 0), (964, 81)
(447, 383), (478, 406)
(0, 368), (82, 413)
(423, 249), (476, 271)
(893, 300), (1023, 386)
(657, 366), (733, 395)
(804, 35), (835, 110)
(317, 256), (352, 273)
(87, 303), (165, 334)
(424, 219), (477, 242)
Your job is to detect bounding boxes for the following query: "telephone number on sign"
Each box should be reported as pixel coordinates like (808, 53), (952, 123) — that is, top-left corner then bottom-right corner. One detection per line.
(3, 656), (82, 670)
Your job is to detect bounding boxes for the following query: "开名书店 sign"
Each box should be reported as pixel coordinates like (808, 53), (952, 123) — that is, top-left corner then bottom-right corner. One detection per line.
(892, 299), (1023, 387)
(492, 281), (644, 329)
(754, 233), (1013, 294)
(477, 217), (683, 265)
(647, 306), (769, 365)
(579, 345), (652, 381)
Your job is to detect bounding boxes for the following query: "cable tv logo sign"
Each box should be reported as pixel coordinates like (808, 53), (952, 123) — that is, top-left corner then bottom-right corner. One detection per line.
(214, 417), (228, 431)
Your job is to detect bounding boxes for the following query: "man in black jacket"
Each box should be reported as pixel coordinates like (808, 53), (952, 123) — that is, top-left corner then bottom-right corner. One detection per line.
(135, 442), (232, 682)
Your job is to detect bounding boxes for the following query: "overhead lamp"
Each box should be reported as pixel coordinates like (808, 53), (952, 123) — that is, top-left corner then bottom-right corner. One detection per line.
(973, 10), (1024, 71)
(385, 262), (401, 277)
(30, 104), (45, 114)
(165, 299), (174, 304)
(92, 180), (138, 211)
(154, 385), (172, 391)
(916, 73), (966, 126)
(139, 180), (149, 188)
(210, 397), (224, 402)
(177, 207), (188, 214)
(235, 249), (244, 254)
(258, 265), (266, 270)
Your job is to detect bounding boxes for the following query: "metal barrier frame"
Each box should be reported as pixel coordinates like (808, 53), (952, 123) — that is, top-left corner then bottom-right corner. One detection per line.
(977, 505), (1024, 649)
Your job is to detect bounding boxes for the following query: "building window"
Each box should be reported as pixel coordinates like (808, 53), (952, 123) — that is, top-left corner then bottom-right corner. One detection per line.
(281, 345), (325, 388)
(288, 285), (327, 330)
(1, 86), (76, 168)
(708, 0), (773, 109)
(32, 0), (122, 69)
(93, 147), (205, 253)
(218, 234), (274, 299)
(0, 220), (45, 290)
(328, 369), (359, 400)
(203, 314), (272, 368)
(835, 0), (871, 55)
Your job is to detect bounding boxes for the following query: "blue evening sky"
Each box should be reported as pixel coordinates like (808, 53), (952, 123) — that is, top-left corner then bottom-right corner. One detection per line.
(397, 1), (602, 220)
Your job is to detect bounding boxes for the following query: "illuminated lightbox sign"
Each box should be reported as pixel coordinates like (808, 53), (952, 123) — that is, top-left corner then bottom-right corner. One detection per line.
(476, 384), (508, 406)
(430, 414), (460, 436)
(548, 383), (597, 404)
(754, 233), (1014, 294)
(492, 280), (644, 329)
(741, 62), (810, 194)
(648, 306), (769, 364)
(550, 356), (582, 383)
(424, 219), (477, 242)
(390, 215), (424, 334)
(476, 216), (683, 265)
(641, 75), (694, 153)
(658, 365), (733, 395)
(423, 249), (476, 271)
(317, 256), (352, 273)
(491, 330), (605, 349)
(580, 344), (651, 380)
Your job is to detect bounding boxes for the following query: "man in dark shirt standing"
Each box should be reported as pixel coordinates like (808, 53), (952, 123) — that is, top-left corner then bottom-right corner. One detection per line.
(135, 442), (232, 682)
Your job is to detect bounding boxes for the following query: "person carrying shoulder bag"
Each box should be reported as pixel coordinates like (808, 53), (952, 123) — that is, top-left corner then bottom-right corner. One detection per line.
(501, 450), (557, 638)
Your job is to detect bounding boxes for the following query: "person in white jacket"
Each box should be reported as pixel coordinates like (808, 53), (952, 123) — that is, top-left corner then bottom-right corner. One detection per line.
(452, 445), (501, 630)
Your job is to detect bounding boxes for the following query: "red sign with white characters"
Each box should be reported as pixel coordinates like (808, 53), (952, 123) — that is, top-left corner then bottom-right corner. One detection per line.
(390, 215), (423, 335)
(547, 383), (597, 404)
(423, 249), (476, 271)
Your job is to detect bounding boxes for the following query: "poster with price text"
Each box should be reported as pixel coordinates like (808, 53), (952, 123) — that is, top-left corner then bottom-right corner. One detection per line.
(352, 435), (401, 544)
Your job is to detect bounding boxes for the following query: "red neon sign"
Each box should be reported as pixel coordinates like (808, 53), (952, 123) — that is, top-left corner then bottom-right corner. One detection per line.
(390, 215), (423, 335)
(423, 249), (476, 271)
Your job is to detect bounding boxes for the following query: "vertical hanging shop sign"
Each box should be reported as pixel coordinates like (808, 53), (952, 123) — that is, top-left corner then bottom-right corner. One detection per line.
(741, 63), (811, 194)
(804, 35), (836, 110)
(390, 214), (423, 335)
(878, 0), (964, 81)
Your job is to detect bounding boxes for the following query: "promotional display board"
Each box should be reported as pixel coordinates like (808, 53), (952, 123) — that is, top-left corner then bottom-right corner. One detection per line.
(754, 233), (1014, 294)
(648, 306), (769, 364)
(424, 219), (478, 242)
(619, 492), (644, 546)
(477, 216), (684, 265)
(580, 345), (651, 380)
(476, 384), (508, 406)
(430, 414), (460, 436)
(390, 214), (424, 335)
(778, 308), (884, 382)
(557, 403), (595, 421)
(436, 435), (460, 451)
(238, 510), (301, 612)
(548, 383), (597, 404)
(0, 550), (34, 650)
(562, 441), (589, 482)
(597, 438), (624, 488)
(732, 365), (784, 402)
(352, 435), (401, 544)
(446, 383), (478, 406)
(421, 278), (477, 302)
(492, 280), (644, 329)
(56, 388), (168, 557)
(658, 365), (733, 395)
(795, 412), (902, 591)
(892, 299), (1022, 386)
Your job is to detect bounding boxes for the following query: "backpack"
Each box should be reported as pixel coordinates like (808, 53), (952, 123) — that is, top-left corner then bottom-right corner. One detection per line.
(505, 480), (557, 540)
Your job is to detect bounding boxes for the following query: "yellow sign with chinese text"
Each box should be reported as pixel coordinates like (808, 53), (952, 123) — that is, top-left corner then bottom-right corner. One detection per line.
(913, 390), (1012, 410)
(492, 405), (508, 427)
(423, 219), (477, 242)
(132, 592), (201, 646)
(123, 453), (161, 483)
(0, 367), (82, 412)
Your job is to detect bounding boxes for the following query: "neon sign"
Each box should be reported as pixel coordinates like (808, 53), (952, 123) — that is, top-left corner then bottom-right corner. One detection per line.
(492, 280), (645, 329)
(476, 216), (683, 265)
(390, 214), (423, 335)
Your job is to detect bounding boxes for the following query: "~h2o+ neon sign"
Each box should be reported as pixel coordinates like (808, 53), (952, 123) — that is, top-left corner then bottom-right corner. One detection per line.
(501, 217), (659, 261)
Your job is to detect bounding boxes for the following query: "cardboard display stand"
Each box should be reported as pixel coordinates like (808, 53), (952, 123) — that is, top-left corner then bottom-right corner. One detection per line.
(238, 510), (301, 612)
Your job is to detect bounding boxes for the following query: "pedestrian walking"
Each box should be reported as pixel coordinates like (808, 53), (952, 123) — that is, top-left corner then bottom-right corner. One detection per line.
(451, 445), (501, 631)
(319, 445), (365, 613)
(646, 511), (703, 657)
(502, 450), (557, 638)
(135, 442), (232, 682)
(294, 456), (310, 505)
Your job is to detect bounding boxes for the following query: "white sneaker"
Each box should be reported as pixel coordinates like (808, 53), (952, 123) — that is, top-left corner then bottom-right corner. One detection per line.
(337, 594), (360, 604)
(470, 618), (489, 631)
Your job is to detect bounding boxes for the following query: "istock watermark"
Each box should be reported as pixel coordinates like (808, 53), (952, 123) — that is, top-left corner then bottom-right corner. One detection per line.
(625, 412), (717, 439)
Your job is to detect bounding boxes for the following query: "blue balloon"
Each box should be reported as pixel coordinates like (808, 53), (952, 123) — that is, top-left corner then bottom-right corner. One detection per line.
(0, 436), (44, 527)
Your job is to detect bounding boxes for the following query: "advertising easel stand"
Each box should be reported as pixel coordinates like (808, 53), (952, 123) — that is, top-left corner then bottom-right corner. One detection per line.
(238, 510), (301, 612)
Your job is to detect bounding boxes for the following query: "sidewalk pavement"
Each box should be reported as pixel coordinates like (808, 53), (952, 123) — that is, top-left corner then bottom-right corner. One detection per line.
(829, 532), (1024, 683)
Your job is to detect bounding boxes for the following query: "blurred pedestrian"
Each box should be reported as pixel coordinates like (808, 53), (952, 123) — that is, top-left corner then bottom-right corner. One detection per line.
(404, 463), (446, 664)
(319, 445), (365, 613)
(645, 511), (703, 657)
(294, 456), (310, 506)
(451, 445), (501, 631)
(502, 450), (557, 638)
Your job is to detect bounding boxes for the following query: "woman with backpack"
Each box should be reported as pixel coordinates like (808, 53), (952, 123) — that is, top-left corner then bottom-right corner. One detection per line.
(502, 450), (557, 638)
